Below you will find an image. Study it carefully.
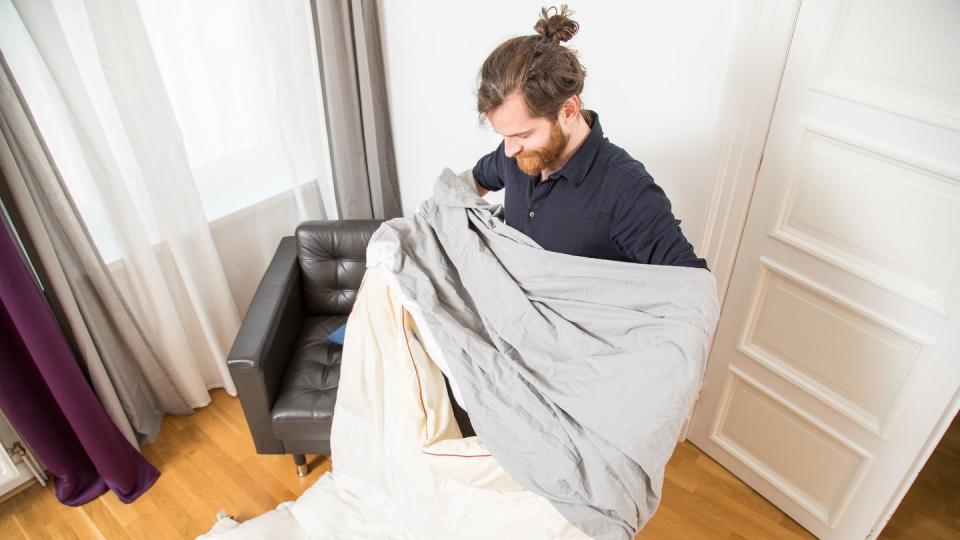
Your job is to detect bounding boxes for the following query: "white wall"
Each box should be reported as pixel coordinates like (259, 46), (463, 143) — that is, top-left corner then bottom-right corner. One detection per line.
(378, 0), (743, 252)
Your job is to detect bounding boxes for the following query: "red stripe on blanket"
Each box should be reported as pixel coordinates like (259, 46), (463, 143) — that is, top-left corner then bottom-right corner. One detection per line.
(399, 305), (492, 459)
(421, 451), (493, 459)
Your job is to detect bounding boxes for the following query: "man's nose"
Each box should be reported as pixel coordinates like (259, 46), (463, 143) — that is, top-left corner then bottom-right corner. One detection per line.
(504, 139), (522, 158)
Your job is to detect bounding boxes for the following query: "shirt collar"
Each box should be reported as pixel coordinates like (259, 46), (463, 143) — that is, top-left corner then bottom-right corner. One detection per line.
(547, 110), (603, 187)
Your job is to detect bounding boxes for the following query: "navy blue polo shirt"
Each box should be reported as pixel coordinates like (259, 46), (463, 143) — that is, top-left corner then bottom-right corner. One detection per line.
(473, 111), (709, 270)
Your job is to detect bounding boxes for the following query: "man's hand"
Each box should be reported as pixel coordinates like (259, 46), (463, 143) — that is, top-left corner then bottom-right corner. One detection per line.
(475, 180), (489, 197)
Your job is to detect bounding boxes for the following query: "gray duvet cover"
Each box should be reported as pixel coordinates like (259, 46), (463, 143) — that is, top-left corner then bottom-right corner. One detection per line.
(365, 168), (720, 539)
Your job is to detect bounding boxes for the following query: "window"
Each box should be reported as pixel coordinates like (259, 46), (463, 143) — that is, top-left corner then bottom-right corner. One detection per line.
(0, 0), (332, 263)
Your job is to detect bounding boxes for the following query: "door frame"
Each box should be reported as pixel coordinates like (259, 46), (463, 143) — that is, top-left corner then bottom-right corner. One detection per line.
(697, 0), (801, 308)
(679, 0), (801, 440)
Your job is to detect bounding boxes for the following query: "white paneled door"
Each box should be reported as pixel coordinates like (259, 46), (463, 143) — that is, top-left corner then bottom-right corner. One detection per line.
(687, 1), (960, 539)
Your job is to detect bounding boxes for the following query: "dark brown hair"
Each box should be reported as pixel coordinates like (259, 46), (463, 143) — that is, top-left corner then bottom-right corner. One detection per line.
(477, 5), (588, 123)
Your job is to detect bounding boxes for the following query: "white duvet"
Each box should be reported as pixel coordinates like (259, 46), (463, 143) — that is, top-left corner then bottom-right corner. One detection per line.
(198, 265), (590, 539)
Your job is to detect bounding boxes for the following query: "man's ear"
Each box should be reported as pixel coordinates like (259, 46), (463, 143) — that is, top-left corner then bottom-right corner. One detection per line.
(559, 95), (581, 124)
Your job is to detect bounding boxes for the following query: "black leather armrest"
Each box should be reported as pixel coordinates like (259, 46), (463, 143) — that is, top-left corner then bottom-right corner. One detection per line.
(227, 236), (303, 454)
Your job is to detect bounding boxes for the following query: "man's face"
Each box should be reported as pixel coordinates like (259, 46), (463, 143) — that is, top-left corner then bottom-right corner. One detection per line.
(487, 92), (569, 176)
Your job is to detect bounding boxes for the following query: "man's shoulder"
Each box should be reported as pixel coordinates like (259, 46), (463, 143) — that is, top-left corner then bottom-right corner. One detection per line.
(598, 144), (671, 212)
(598, 148), (656, 199)
(599, 142), (653, 183)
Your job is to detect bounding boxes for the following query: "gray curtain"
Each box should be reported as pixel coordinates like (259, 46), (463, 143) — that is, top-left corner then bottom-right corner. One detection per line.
(311, 0), (402, 219)
(0, 51), (192, 448)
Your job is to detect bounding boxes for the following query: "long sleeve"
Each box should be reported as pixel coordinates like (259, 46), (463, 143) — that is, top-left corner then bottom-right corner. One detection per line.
(610, 174), (709, 270)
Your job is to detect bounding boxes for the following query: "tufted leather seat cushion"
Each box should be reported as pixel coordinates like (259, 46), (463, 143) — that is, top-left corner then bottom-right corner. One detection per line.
(271, 315), (347, 440)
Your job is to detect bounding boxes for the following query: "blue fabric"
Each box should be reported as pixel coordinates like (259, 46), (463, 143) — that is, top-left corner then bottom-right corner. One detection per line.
(473, 111), (708, 270)
(326, 324), (346, 345)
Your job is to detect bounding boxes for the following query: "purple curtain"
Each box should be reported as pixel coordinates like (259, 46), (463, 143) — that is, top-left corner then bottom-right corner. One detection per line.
(0, 218), (159, 505)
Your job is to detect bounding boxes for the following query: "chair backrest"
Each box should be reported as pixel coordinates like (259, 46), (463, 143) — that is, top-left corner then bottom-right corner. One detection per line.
(295, 220), (384, 316)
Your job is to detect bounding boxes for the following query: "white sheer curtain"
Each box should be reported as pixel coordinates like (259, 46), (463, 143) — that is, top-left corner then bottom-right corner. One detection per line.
(0, 0), (334, 407)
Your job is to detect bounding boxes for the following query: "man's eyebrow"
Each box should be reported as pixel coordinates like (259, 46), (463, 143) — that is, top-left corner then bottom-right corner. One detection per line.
(500, 128), (534, 137)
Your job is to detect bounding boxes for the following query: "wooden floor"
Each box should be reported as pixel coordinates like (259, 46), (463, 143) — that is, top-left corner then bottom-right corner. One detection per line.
(880, 412), (960, 539)
(1, 388), (818, 539)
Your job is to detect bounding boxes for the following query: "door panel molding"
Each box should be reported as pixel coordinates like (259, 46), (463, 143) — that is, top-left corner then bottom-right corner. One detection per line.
(709, 365), (873, 526)
(811, 0), (960, 132)
(771, 125), (960, 315)
(738, 257), (933, 438)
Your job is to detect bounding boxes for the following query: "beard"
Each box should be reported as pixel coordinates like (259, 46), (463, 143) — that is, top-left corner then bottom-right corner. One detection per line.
(515, 120), (569, 176)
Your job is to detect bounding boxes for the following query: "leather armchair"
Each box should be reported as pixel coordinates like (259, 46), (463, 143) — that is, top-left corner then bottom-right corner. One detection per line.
(227, 220), (383, 476)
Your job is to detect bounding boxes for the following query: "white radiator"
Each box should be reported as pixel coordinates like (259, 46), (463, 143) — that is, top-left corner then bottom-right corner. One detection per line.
(0, 408), (47, 498)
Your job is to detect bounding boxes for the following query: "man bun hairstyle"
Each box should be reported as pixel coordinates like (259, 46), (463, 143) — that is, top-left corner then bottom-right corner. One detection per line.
(533, 5), (579, 43)
(477, 5), (588, 123)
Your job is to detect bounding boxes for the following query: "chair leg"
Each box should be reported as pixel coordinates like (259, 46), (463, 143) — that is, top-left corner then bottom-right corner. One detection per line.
(293, 453), (308, 477)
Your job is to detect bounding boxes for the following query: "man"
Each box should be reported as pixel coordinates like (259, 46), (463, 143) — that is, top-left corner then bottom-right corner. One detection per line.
(472, 6), (708, 270)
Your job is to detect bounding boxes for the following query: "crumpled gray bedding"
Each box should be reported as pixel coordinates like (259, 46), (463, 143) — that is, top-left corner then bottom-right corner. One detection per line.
(365, 168), (721, 539)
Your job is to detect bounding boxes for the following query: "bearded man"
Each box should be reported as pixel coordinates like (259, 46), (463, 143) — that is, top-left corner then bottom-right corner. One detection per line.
(473, 5), (708, 270)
